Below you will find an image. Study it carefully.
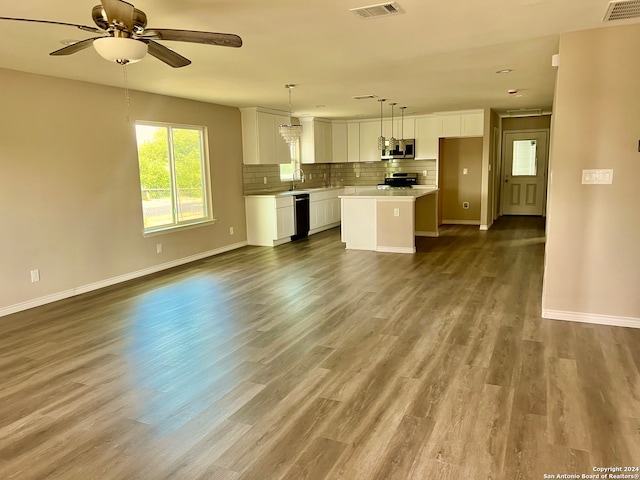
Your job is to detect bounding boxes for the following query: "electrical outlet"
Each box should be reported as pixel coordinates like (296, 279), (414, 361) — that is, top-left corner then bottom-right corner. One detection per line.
(229, 227), (234, 235)
(263, 176), (267, 184)
(463, 202), (470, 209)
(463, 168), (468, 175)
(30, 269), (40, 283)
(393, 208), (400, 217)
(422, 170), (427, 177)
(156, 243), (162, 254)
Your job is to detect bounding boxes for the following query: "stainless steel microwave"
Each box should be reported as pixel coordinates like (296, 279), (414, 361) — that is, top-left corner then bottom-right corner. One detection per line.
(381, 139), (415, 160)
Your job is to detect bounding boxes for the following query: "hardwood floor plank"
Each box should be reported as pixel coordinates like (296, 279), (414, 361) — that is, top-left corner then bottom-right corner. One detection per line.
(485, 325), (518, 387)
(280, 437), (348, 480)
(370, 415), (436, 480)
(546, 356), (592, 451)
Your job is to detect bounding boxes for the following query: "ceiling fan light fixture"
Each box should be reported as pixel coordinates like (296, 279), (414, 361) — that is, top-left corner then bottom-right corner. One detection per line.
(93, 37), (148, 65)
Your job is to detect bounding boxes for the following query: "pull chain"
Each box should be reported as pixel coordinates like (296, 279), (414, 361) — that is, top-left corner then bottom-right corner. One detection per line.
(122, 64), (131, 122)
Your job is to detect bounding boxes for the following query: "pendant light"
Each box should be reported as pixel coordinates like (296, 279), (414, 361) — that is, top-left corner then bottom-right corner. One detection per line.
(388, 102), (398, 149)
(279, 84), (303, 145)
(377, 99), (386, 151)
(398, 106), (407, 152)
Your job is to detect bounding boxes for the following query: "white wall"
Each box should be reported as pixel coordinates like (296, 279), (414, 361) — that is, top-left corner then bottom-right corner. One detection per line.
(0, 68), (246, 316)
(542, 24), (640, 327)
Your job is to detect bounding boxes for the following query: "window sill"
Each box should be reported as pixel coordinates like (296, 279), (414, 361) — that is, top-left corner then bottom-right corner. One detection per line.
(143, 218), (218, 237)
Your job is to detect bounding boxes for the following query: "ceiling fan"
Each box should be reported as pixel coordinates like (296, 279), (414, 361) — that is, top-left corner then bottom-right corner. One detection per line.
(0, 0), (242, 68)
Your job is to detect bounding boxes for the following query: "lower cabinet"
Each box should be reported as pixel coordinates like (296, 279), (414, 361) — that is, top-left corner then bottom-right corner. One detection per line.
(309, 189), (342, 234)
(245, 195), (295, 246)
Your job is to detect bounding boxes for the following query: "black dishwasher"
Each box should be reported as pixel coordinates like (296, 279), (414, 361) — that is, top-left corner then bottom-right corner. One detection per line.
(291, 193), (310, 240)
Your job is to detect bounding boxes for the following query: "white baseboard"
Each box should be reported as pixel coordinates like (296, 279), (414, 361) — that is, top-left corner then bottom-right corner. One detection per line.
(0, 241), (248, 318)
(480, 224), (489, 231)
(415, 231), (439, 237)
(543, 309), (640, 329)
(376, 246), (416, 254)
(442, 219), (481, 226)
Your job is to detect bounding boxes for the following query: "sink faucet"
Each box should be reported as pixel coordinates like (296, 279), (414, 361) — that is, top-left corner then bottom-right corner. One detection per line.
(291, 168), (305, 191)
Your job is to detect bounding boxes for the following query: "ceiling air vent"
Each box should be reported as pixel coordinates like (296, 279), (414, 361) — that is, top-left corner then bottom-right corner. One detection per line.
(350, 2), (404, 19)
(603, 0), (640, 21)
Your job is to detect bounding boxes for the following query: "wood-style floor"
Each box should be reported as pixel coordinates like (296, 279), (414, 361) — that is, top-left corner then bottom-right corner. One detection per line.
(1, 216), (638, 480)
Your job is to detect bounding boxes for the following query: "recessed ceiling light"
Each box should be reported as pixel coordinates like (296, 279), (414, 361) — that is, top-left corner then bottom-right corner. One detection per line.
(496, 69), (513, 74)
(315, 104), (326, 108)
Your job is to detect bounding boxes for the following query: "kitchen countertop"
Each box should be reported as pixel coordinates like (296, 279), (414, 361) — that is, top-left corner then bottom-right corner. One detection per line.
(244, 186), (344, 198)
(339, 187), (438, 200)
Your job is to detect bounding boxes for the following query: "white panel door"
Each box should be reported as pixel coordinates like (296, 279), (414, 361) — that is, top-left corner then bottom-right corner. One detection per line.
(501, 131), (549, 215)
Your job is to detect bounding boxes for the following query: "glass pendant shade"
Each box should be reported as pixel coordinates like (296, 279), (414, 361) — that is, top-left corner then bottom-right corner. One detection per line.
(279, 124), (303, 145)
(388, 103), (397, 149)
(279, 84), (303, 145)
(93, 37), (148, 65)
(377, 98), (386, 151)
(398, 106), (407, 152)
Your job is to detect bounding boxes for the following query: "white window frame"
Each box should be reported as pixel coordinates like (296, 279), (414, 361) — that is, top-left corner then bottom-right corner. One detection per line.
(279, 140), (301, 182)
(135, 121), (214, 235)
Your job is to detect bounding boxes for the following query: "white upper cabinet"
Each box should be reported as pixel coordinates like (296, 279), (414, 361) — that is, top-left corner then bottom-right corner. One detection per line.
(359, 121), (382, 162)
(435, 110), (484, 138)
(241, 107), (292, 165)
(461, 111), (484, 136)
(414, 115), (437, 159)
(331, 122), (348, 163)
(301, 117), (333, 164)
(383, 118), (415, 141)
(347, 123), (360, 162)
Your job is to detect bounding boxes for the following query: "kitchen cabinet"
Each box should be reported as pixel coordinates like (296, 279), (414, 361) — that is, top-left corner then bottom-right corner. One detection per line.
(245, 195), (295, 246)
(347, 123), (360, 162)
(331, 122), (348, 163)
(414, 115), (437, 159)
(241, 107), (292, 165)
(435, 110), (484, 138)
(359, 121), (382, 162)
(301, 117), (332, 164)
(309, 189), (342, 233)
(383, 118), (414, 141)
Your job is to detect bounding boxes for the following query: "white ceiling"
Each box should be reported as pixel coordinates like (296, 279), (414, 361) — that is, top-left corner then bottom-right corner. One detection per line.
(0, 0), (637, 119)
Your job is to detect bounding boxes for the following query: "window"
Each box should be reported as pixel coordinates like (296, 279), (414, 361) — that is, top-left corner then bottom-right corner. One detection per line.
(512, 139), (537, 176)
(279, 141), (300, 182)
(135, 122), (212, 233)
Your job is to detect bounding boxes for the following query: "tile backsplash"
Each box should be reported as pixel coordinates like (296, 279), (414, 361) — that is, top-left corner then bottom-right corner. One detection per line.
(243, 160), (437, 194)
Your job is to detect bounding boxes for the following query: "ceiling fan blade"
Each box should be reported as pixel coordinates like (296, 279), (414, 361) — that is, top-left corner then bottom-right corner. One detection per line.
(146, 40), (191, 68)
(0, 16), (102, 34)
(100, 0), (135, 31)
(49, 37), (101, 56)
(143, 29), (242, 48)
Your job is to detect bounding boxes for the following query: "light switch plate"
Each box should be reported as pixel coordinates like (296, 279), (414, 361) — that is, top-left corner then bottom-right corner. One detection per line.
(582, 169), (614, 184)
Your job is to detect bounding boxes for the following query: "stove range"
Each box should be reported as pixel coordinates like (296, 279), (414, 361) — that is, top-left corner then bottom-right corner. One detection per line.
(377, 172), (419, 189)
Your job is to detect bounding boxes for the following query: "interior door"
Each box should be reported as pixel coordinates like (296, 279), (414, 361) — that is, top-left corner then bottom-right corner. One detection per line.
(501, 131), (549, 215)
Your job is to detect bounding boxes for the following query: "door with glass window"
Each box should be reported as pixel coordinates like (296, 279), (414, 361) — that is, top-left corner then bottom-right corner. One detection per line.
(501, 131), (549, 215)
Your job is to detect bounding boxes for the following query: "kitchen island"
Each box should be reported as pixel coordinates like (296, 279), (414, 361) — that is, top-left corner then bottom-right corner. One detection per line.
(339, 187), (439, 253)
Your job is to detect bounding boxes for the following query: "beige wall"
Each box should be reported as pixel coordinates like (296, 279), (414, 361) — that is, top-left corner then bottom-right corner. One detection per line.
(0, 68), (246, 314)
(502, 115), (551, 131)
(439, 137), (483, 223)
(543, 24), (640, 323)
